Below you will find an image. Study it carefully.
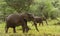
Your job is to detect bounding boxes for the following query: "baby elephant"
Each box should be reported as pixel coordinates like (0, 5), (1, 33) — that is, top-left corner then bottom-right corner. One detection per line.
(33, 16), (48, 26)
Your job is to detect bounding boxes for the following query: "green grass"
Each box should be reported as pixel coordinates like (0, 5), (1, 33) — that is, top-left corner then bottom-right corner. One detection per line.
(0, 19), (60, 36)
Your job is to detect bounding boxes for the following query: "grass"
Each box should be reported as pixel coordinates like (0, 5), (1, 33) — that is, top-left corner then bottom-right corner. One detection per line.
(0, 19), (60, 36)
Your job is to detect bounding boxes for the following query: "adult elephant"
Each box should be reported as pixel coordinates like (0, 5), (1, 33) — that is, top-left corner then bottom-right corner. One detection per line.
(5, 13), (39, 33)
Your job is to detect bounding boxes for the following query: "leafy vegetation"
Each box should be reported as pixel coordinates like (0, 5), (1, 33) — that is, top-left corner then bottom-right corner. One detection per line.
(0, 0), (60, 21)
(0, 0), (60, 36)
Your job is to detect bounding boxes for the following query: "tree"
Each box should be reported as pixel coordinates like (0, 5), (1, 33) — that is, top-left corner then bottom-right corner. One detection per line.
(38, 1), (52, 19)
(51, 0), (59, 8)
(5, 0), (33, 13)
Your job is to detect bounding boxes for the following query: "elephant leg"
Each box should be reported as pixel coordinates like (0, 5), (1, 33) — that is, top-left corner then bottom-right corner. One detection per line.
(5, 25), (9, 33)
(42, 22), (43, 26)
(45, 20), (48, 25)
(39, 23), (41, 26)
(24, 22), (29, 33)
(34, 22), (39, 32)
(22, 25), (25, 33)
(24, 19), (30, 33)
(13, 27), (16, 33)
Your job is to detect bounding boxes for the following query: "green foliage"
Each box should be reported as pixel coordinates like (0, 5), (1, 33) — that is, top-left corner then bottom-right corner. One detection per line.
(5, 0), (33, 13)
(0, 0), (16, 21)
(30, 0), (60, 19)
(0, 0), (60, 21)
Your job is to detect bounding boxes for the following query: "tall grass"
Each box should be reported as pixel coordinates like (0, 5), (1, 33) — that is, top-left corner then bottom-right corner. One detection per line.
(0, 19), (60, 36)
